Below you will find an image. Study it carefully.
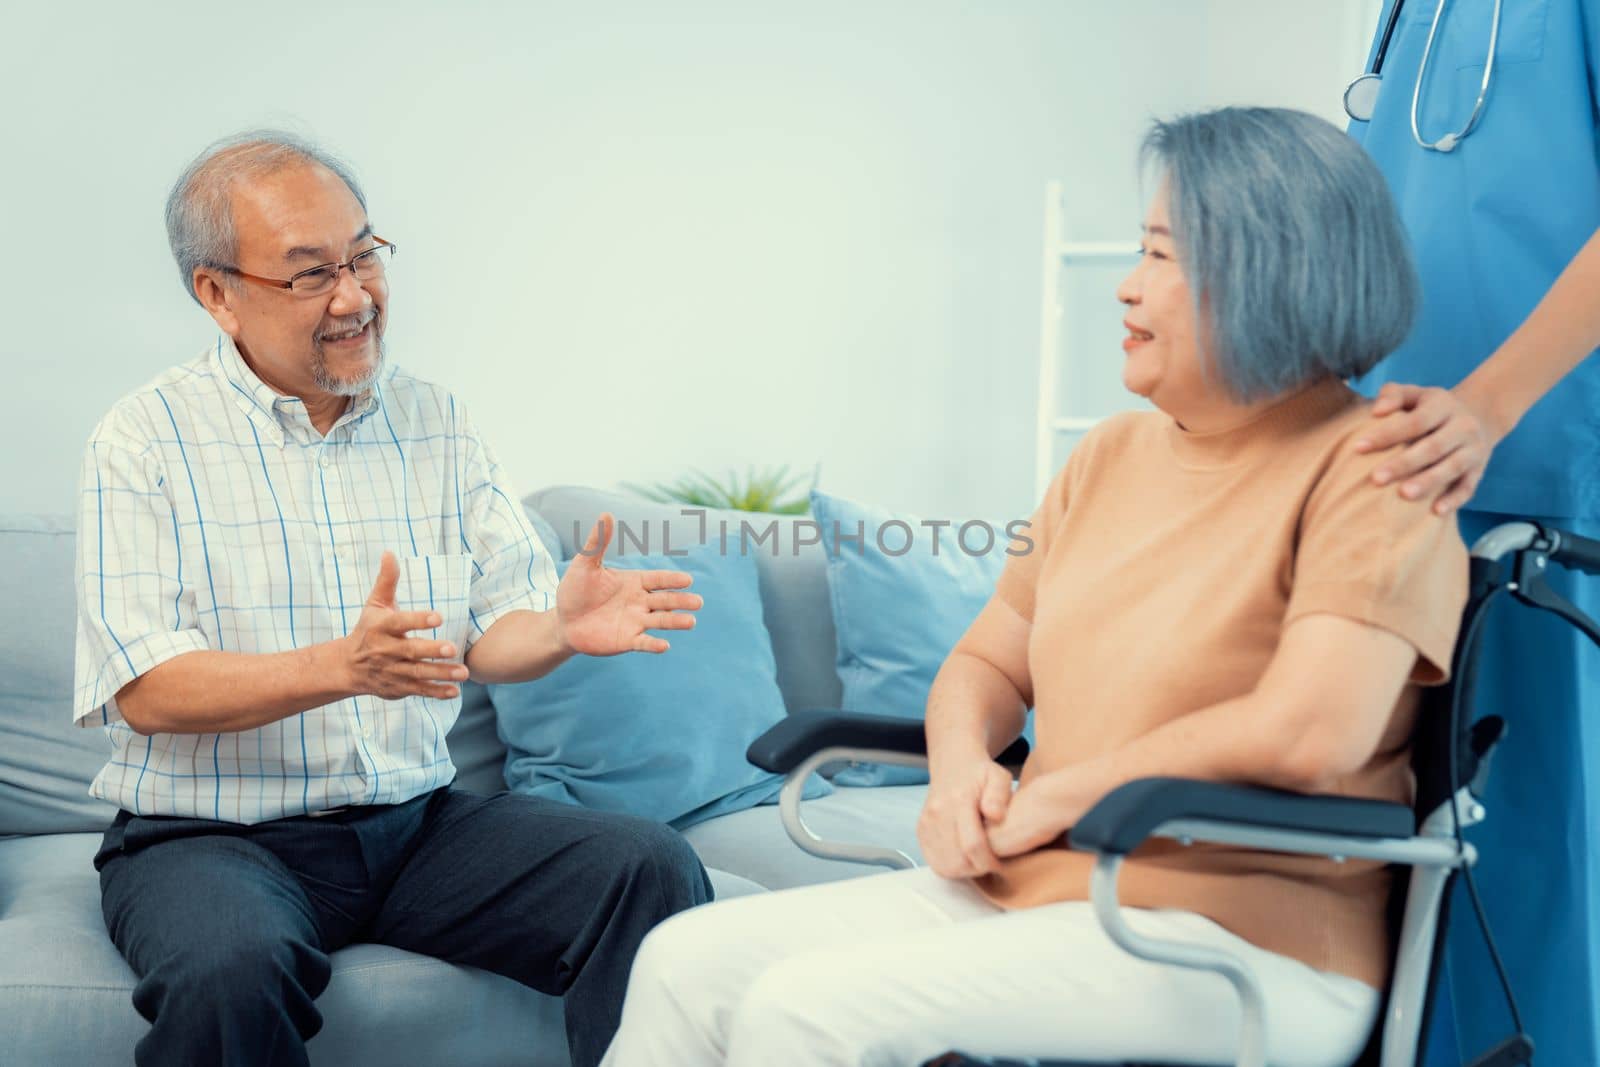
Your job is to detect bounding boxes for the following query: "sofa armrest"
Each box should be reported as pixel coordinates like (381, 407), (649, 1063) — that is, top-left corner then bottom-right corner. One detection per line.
(747, 709), (1030, 775)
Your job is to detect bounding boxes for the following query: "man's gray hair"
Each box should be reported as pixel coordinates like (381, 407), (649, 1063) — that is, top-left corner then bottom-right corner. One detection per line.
(1141, 107), (1419, 402)
(165, 130), (367, 305)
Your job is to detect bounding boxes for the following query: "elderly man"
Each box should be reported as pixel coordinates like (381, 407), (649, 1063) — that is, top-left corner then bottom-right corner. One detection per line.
(72, 131), (711, 1067)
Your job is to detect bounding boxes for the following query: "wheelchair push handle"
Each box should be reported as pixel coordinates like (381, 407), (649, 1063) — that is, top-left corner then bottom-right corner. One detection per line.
(1472, 521), (1600, 576)
(1548, 528), (1600, 577)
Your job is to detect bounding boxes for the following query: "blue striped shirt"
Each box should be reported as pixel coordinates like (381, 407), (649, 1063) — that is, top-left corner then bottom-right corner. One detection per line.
(73, 335), (558, 823)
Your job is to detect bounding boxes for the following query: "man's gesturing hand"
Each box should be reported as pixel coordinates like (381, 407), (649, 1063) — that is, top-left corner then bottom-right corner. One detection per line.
(916, 754), (1015, 879)
(557, 513), (702, 656)
(341, 550), (470, 700)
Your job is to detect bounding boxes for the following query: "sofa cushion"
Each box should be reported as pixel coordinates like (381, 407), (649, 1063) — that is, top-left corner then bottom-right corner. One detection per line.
(810, 491), (1022, 786)
(492, 543), (827, 828)
(0, 515), (117, 836)
(0, 832), (759, 1067)
(0, 831), (562, 1066)
(526, 486), (843, 714)
(444, 682), (507, 796)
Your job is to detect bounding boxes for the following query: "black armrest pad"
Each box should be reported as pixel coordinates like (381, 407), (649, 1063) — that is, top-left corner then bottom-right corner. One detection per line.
(1068, 776), (1414, 855)
(746, 710), (1030, 775)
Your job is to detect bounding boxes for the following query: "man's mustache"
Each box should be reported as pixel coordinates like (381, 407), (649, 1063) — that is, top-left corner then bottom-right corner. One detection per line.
(316, 309), (378, 342)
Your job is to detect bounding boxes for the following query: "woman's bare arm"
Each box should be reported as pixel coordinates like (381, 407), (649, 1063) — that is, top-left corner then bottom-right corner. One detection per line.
(919, 597), (1034, 878)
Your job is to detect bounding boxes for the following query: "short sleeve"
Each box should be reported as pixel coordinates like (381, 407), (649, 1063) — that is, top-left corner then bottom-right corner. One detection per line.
(456, 405), (561, 649)
(1285, 440), (1469, 684)
(994, 451), (1078, 623)
(73, 423), (209, 727)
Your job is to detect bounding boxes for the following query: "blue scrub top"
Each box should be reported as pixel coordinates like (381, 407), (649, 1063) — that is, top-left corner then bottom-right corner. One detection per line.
(1349, 0), (1600, 518)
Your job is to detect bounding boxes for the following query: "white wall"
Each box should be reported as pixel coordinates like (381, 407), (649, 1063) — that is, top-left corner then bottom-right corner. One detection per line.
(1204, 0), (1383, 122)
(1, 0), (1376, 524)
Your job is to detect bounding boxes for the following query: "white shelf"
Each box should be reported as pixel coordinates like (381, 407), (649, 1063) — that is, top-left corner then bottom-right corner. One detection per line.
(1049, 415), (1105, 433)
(1035, 181), (1139, 500)
(1056, 242), (1140, 261)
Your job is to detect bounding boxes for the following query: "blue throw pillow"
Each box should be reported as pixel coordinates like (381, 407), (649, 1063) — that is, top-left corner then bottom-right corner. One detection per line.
(490, 541), (828, 828)
(811, 490), (1031, 786)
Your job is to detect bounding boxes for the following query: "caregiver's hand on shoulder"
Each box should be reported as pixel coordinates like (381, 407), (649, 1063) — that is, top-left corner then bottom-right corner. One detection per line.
(1354, 382), (1505, 514)
(918, 753), (1014, 879)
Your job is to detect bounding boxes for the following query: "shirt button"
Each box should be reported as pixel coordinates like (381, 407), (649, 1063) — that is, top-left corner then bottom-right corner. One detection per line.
(320, 454), (332, 468)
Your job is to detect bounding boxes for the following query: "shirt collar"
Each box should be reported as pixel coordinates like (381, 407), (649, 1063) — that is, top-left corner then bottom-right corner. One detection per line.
(212, 333), (388, 446)
(1164, 378), (1358, 471)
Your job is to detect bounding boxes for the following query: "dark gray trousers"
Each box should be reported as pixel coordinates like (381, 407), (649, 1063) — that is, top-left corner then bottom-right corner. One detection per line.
(95, 788), (712, 1067)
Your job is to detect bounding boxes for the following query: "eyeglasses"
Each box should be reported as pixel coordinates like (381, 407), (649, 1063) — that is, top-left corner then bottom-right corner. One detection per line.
(223, 236), (397, 297)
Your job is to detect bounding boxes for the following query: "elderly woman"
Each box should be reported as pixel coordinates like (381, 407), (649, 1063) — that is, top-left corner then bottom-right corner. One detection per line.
(599, 107), (1469, 1067)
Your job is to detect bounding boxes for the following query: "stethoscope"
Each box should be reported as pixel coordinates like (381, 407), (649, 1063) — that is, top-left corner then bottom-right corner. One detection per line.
(1343, 0), (1504, 152)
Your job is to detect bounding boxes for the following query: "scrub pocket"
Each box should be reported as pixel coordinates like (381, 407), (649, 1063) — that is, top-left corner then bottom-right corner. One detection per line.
(394, 553), (473, 663)
(1400, 0), (1550, 67)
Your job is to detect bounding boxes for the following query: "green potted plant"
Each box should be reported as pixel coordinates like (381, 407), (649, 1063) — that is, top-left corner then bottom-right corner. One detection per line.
(622, 464), (816, 515)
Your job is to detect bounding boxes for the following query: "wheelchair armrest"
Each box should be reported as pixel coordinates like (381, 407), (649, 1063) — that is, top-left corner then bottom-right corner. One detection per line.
(746, 709), (1030, 775)
(1068, 776), (1415, 855)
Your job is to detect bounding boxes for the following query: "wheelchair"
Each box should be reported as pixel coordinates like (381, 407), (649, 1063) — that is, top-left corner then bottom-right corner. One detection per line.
(747, 521), (1600, 1067)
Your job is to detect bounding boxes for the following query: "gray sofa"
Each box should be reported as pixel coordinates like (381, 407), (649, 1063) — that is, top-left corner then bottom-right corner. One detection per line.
(0, 486), (928, 1067)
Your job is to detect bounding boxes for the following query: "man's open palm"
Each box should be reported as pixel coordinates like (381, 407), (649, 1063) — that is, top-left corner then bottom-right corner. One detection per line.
(558, 513), (701, 655)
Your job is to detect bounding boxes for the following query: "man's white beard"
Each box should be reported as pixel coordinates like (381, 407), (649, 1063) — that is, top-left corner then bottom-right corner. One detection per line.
(311, 335), (386, 397)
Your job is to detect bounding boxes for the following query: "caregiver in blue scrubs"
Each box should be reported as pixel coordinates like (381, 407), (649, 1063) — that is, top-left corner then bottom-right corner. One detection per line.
(1347, 0), (1600, 1062)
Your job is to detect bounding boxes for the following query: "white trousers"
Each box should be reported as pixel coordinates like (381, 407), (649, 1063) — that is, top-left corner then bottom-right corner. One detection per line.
(599, 867), (1378, 1067)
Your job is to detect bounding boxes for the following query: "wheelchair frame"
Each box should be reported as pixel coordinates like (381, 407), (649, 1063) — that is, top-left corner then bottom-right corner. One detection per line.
(747, 521), (1600, 1067)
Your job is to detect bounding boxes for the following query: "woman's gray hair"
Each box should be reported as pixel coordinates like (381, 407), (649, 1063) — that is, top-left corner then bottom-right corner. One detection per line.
(165, 130), (367, 304)
(1141, 107), (1419, 401)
